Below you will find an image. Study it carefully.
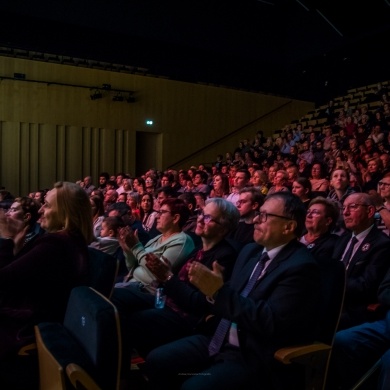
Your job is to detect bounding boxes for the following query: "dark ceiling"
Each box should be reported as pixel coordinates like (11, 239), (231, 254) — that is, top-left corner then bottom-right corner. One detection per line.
(1, 0), (390, 104)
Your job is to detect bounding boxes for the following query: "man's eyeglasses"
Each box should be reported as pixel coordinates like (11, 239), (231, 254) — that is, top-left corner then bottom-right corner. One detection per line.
(378, 181), (390, 188)
(256, 211), (292, 223)
(197, 211), (221, 225)
(156, 209), (171, 216)
(342, 203), (369, 212)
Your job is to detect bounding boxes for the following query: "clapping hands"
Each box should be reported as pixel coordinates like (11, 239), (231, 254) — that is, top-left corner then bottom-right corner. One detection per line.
(145, 253), (172, 283)
(118, 226), (139, 252)
(0, 209), (29, 254)
(188, 261), (224, 297)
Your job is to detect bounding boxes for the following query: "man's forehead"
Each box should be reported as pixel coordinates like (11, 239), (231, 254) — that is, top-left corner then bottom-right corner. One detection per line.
(239, 192), (251, 200)
(263, 198), (282, 210)
(344, 194), (361, 203)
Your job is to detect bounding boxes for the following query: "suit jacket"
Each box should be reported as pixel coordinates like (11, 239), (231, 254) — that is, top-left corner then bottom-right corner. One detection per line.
(333, 225), (390, 328)
(212, 240), (321, 387)
(305, 232), (339, 267)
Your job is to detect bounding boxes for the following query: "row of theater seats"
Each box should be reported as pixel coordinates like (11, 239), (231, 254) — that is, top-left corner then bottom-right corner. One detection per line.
(33, 250), (347, 389)
(6, 248), (120, 390)
(25, 247), (381, 390)
(272, 79), (390, 137)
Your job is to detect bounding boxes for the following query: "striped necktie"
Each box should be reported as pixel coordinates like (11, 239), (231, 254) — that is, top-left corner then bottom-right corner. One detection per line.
(342, 236), (358, 267)
(208, 252), (269, 356)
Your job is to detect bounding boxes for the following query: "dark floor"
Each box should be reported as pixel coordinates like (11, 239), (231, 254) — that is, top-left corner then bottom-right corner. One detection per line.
(121, 363), (149, 390)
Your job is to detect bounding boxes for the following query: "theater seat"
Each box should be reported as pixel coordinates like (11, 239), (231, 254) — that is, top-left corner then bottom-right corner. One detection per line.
(35, 286), (121, 390)
(87, 247), (119, 299)
(274, 259), (346, 390)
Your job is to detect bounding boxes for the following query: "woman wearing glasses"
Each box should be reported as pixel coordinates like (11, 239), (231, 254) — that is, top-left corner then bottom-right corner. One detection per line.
(300, 197), (340, 264)
(115, 198), (195, 292)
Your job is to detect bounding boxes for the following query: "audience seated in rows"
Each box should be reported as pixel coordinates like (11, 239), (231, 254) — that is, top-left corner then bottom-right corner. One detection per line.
(144, 192), (321, 390)
(3, 83), (390, 388)
(111, 198), (240, 384)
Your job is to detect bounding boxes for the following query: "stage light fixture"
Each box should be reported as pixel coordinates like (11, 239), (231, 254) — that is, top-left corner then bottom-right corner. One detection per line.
(90, 90), (102, 100)
(112, 93), (124, 102)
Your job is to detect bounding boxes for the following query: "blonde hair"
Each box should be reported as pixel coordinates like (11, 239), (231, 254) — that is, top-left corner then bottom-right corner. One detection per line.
(54, 181), (94, 244)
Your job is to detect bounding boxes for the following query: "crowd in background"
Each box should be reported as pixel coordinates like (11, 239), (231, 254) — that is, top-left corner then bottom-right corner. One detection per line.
(2, 83), (390, 389)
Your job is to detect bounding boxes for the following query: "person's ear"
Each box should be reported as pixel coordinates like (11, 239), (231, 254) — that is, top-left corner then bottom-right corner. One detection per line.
(283, 219), (297, 235)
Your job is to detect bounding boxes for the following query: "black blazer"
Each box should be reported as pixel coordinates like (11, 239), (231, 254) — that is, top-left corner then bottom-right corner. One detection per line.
(212, 240), (321, 386)
(333, 225), (390, 328)
(305, 232), (339, 267)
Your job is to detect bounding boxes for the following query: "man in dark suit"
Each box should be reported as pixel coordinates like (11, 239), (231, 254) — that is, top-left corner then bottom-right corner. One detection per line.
(333, 192), (390, 330)
(329, 267), (390, 389)
(144, 192), (321, 390)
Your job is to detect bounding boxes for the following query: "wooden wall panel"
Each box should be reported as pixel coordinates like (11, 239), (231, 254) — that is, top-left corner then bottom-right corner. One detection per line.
(38, 123), (58, 190)
(65, 125), (84, 181)
(0, 56), (314, 195)
(28, 123), (40, 194)
(81, 126), (92, 178)
(1, 121), (21, 193)
(98, 129), (117, 176)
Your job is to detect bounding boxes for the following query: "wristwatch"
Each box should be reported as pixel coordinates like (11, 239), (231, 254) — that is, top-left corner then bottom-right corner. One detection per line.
(377, 206), (387, 212)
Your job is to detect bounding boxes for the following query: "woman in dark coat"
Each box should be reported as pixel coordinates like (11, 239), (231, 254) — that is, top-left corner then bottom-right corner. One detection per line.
(0, 181), (94, 358)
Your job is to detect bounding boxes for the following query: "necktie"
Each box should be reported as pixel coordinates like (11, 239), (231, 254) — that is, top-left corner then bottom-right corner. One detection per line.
(342, 236), (358, 267)
(208, 252), (270, 356)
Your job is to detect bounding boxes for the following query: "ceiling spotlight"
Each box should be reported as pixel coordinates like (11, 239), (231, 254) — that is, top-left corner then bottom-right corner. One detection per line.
(90, 90), (102, 100)
(112, 93), (124, 102)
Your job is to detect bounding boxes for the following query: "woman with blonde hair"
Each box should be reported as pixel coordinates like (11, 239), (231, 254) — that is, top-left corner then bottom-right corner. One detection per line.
(362, 157), (383, 193)
(0, 181), (93, 358)
(250, 170), (268, 195)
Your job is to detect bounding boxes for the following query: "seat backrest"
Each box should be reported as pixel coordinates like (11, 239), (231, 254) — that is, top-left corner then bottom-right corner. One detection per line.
(35, 326), (67, 390)
(64, 286), (121, 389)
(87, 247), (119, 298)
(274, 258), (346, 390)
(316, 258), (346, 345)
(36, 286), (121, 390)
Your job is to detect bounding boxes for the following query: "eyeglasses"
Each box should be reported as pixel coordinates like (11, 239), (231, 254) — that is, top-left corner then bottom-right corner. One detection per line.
(342, 203), (369, 212)
(156, 209), (172, 216)
(197, 211), (221, 225)
(378, 181), (390, 188)
(256, 211), (292, 223)
(306, 209), (322, 216)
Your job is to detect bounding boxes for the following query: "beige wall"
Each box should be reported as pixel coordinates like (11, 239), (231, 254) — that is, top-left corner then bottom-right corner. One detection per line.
(0, 56), (314, 195)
